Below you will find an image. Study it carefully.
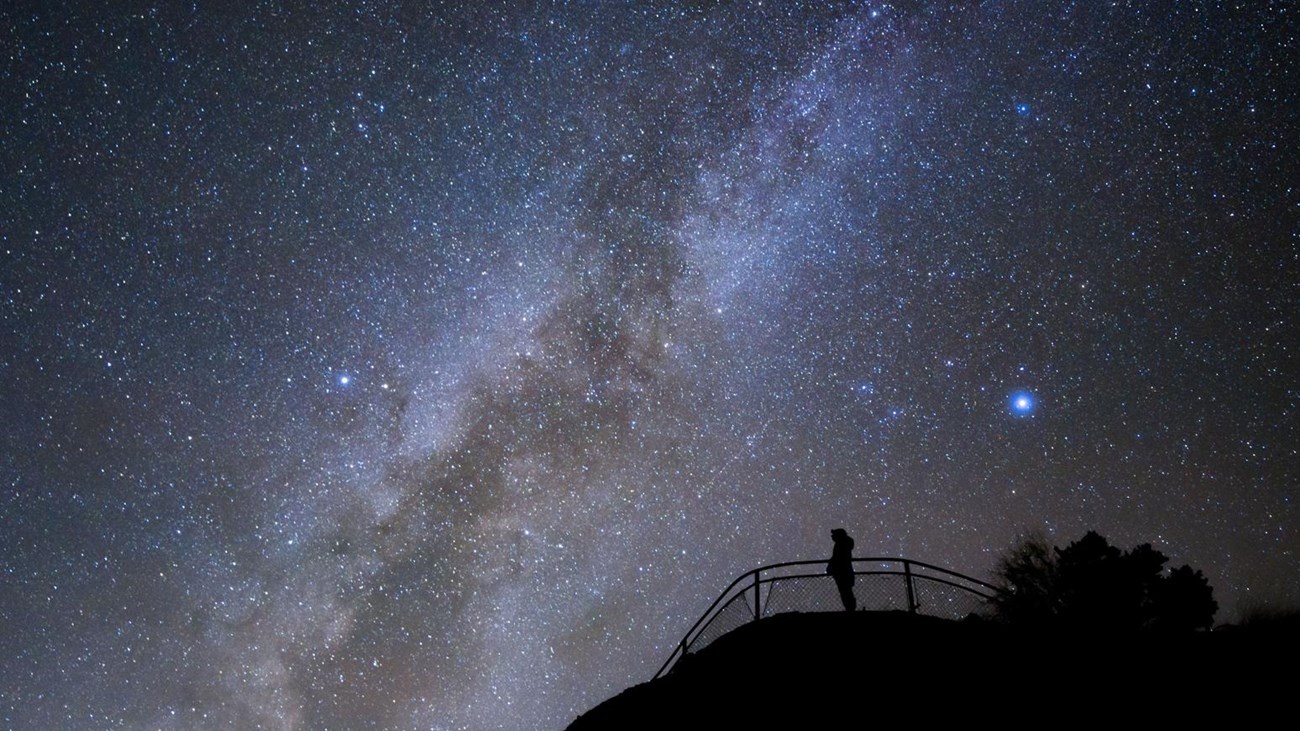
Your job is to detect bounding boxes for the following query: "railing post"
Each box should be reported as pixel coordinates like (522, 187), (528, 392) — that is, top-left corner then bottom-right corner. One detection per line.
(904, 560), (917, 613)
(753, 570), (761, 621)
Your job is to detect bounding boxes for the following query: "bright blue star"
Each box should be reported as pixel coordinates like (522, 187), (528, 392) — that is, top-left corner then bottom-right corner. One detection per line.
(1015, 102), (1031, 117)
(336, 373), (353, 387)
(1009, 390), (1036, 417)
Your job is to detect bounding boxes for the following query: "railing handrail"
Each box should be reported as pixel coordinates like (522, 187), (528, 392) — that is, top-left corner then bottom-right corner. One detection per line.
(653, 556), (997, 679)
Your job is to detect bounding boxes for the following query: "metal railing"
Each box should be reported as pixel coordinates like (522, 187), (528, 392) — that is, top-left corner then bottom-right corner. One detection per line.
(653, 557), (998, 679)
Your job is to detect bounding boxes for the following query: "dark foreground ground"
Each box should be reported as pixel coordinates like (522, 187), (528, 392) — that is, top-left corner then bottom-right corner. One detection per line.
(568, 611), (1296, 729)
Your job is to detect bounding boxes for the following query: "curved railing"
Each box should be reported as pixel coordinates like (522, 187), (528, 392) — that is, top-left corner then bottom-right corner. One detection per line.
(653, 557), (998, 679)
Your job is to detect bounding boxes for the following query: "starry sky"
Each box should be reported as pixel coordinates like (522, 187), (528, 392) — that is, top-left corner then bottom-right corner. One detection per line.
(2, 1), (1296, 729)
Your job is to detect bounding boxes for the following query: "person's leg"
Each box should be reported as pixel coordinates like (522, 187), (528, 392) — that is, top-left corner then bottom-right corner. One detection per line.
(835, 577), (856, 611)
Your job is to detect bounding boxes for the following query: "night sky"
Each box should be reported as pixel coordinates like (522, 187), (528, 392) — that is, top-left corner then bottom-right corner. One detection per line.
(3, 1), (1296, 729)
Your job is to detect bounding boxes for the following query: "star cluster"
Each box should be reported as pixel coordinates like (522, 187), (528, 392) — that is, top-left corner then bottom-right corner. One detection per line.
(2, 2), (1296, 729)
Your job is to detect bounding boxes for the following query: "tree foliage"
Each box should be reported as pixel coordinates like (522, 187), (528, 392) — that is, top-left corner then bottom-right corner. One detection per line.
(991, 530), (1217, 631)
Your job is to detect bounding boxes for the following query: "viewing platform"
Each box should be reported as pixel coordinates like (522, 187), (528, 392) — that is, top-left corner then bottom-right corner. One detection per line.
(654, 557), (997, 678)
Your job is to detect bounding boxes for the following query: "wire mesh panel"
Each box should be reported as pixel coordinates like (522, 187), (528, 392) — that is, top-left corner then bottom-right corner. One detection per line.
(761, 575), (844, 616)
(910, 576), (993, 620)
(853, 572), (913, 613)
(687, 589), (755, 653)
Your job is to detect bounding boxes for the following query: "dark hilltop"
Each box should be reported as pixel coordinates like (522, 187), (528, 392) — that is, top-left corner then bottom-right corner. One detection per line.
(569, 609), (1293, 729)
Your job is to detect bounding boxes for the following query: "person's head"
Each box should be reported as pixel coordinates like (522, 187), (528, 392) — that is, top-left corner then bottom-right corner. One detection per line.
(831, 528), (847, 540)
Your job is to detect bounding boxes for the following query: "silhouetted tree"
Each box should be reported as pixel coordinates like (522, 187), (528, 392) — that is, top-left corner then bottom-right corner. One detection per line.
(1152, 565), (1218, 631)
(990, 530), (1058, 627)
(991, 530), (1217, 631)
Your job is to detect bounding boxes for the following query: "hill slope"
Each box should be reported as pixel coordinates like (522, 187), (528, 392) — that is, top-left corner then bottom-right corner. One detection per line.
(568, 611), (1290, 729)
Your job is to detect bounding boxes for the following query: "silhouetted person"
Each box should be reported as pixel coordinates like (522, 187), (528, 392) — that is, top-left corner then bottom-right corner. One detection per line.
(827, 528), (856, 611)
